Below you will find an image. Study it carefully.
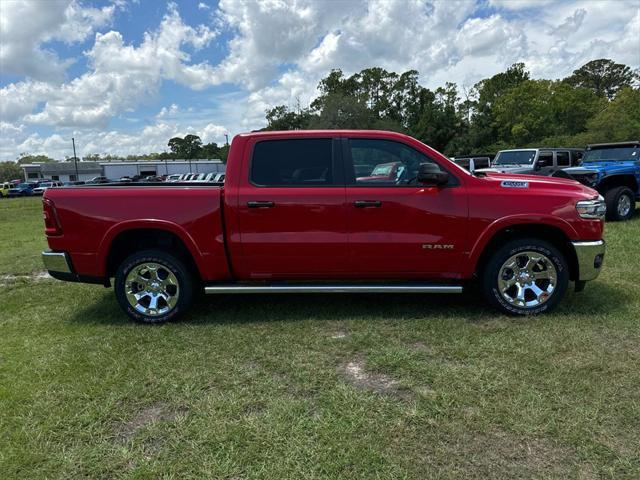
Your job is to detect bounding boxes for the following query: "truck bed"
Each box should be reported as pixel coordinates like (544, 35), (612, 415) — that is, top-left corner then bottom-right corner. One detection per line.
(45, 184), (230, 282)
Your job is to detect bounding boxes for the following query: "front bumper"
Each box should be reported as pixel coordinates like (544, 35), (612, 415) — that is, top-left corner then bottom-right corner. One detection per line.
(572, 240), (605, 281)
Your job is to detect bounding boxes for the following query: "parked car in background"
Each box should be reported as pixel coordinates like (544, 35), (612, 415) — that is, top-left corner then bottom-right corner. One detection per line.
(8, 182), (35, 197)
(200, 172), (226, 183)
(32, 181), (63, 195)
(564, 141), (639, 221)
(42, 130), (606, 323)
(477, 148), (583, 176)
(166, 174), (182, 182)
(1, 182), (11, 198)
(356, 161), (404, 182)
(87, 176), (110, 184)
(142, 176), (163, 182)
(63, 181), (86, 186)
(451, 155), (493, 172)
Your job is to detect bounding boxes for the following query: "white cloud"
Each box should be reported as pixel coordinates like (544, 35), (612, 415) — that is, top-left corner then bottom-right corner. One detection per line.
(0, 118), (230, 160)
(7, 3), (219, 128)
(0, 0), (117, 82)
(1, 0), (638, 160)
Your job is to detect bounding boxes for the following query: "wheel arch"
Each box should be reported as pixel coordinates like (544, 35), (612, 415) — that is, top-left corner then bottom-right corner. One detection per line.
(597, 174), (639, 194)
(100, 221), (204, 280)
(471, 221), (579, 282)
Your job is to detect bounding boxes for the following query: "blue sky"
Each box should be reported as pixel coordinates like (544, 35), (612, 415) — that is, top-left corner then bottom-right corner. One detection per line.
(1, 0), (638, 160)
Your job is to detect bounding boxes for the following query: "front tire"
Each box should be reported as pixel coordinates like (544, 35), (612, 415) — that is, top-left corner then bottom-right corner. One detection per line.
(482, 238), (569, 315)
(605, 186), (635, 221)
(114, 249), (196, 324)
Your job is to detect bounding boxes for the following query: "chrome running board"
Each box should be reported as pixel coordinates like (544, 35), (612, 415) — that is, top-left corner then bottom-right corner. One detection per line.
(204, 284), (463, 294)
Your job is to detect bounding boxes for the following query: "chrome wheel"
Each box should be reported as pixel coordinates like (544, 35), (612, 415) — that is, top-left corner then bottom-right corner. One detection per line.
(125, 262), (179, 316)
(617, 194), (631, 217)
(497, 251), (557, 308)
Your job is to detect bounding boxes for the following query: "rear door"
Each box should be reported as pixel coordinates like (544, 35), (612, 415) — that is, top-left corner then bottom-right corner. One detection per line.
(235, 137), (348, 279)
(344, 137), (468, 277)
(554, 151), (570, 168)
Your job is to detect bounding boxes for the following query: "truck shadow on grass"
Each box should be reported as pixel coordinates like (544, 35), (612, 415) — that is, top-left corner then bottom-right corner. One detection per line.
(70, 280), (631, 326)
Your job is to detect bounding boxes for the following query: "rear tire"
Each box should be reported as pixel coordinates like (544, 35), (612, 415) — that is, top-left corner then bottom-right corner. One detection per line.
(114, 249), (196, 324)
(482, 238), (569, 315)
(604, 186), (635, 221)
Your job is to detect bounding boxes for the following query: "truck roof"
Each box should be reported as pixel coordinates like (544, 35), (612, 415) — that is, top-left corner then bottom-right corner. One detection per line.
(242, 129), (413, 138)
(586, 141), (640, 150)
(498, 147), (584, 152)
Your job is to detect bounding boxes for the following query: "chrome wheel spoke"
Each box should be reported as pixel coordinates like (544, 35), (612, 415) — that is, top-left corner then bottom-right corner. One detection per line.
(124, 262), (180, 316)
(497, 251), (557, 309)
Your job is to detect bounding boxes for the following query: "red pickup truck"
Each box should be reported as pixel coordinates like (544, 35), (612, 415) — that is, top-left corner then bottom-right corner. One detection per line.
(42, 130), (606, 323)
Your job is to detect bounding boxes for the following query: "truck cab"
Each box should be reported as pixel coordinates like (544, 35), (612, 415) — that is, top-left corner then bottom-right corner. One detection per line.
(564, 141), (639, 221)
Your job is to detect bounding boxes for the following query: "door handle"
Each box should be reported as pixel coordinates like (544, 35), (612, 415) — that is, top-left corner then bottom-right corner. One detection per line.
(247, 201), (275, 208)
(353, 200), (382, 208)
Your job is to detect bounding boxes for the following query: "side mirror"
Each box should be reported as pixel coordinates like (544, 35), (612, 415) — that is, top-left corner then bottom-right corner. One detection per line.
(417, 163), (449, 186)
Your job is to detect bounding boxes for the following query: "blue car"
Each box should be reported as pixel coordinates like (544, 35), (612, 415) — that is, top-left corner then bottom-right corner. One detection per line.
(565, 141), (639, 221)
(8, 182), (36, 197)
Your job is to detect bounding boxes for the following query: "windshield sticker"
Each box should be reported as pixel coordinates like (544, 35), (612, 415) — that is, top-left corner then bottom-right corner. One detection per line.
(501, 180), (529, 188)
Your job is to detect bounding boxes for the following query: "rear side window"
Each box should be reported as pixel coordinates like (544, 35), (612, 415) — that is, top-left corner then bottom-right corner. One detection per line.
(251, 139), (333, 186)
(556, 151), (570, 166)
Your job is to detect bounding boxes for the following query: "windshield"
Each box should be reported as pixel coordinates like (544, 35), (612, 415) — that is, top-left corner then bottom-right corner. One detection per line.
(494, 150), (536, 165)
(583, 147), (639, 162)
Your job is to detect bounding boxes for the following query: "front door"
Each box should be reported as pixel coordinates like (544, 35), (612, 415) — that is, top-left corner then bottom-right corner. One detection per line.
(344, 138), (468, 278)
(236, 137), (348, 279)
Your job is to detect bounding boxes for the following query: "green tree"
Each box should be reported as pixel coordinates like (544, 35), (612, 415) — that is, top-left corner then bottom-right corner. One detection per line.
(16, 154), (55, 164)
(167, 135), (203, 159)
(0, 161), (23, 182)
(565, 58), (637, 99)
(493, 79), (603, 146)
(264, 105), (312, 130)
(584, 87), (640, 141)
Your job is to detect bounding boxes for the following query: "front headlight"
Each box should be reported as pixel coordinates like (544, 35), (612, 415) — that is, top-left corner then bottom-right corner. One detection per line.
(576, 195), (606, 219)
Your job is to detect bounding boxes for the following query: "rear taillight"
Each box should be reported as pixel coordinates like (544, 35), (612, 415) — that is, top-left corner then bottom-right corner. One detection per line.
(43, 198), (62, 236)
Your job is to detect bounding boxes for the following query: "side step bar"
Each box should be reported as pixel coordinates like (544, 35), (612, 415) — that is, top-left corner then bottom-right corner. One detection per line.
(204, 284), (463, 294)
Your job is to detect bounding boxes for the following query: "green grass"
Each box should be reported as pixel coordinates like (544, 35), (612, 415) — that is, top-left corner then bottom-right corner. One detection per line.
(1, 197), (638, 479)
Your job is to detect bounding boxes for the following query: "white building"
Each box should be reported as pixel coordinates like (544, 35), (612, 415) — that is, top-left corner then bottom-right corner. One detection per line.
(22, 161), (102, 182)
(101, 159), (224, 179)
(21, 159), (225, 182)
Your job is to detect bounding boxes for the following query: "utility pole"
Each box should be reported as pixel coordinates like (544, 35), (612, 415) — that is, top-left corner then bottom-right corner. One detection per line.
(72, 137), (79, 180)
(224, 133), (229, 146)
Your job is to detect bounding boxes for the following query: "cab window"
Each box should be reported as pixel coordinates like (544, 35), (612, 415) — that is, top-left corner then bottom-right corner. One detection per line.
(347, 139), (440, 186)
(251, 138), (334, 186)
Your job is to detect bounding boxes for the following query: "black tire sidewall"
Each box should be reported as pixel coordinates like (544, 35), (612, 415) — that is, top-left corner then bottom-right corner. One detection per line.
(114, 249), (195, 324)
(483, 239), (569, 315)
(605, 187), (635, 221)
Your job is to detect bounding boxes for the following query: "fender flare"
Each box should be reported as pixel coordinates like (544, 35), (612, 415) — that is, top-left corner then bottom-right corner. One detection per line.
(96, 219), (206, 277)
(467, 214), (579, 274)
(597, 173), (639, 191)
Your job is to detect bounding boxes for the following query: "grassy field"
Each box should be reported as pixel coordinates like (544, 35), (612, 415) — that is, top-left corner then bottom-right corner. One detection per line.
(1, 197), (638, 479)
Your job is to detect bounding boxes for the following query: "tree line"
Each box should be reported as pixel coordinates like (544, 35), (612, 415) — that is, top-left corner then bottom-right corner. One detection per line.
(2, 58), (637, 182)
(262, 58), (639, 155)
